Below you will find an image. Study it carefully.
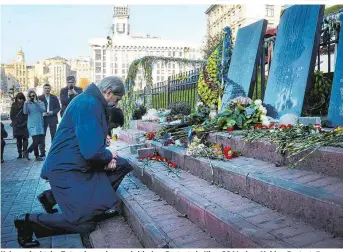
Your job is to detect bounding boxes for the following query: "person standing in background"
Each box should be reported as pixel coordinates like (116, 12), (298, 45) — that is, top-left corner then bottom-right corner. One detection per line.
(23, 90), (45, 161)
(59, 76), (82, 117)
(10, 93), (29, 159)
(38, 84), (61, 157)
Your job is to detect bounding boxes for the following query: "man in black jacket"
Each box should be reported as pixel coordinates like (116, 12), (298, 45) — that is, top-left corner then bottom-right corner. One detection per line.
(38, 84), (61, 157)
(59, 76), (82, 117)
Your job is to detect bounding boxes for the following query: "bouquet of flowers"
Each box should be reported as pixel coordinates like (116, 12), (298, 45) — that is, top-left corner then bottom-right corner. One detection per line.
(186, 137), (240, 160)
(213, 97), (269, 131)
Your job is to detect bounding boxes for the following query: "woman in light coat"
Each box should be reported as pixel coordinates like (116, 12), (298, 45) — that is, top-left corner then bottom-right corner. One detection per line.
(23, 90), (45, 161)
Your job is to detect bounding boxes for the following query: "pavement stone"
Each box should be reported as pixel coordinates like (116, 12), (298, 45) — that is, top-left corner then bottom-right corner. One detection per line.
(1, 121), (83, 248)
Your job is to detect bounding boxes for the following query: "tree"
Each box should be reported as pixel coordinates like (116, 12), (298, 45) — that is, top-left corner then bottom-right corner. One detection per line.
(201, 33), (222, 60)
(78, 78), (91, 90)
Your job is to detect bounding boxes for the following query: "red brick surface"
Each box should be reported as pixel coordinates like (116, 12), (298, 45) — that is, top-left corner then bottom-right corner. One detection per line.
(149, 141), (343, 236)
(126, 155), (343, 248)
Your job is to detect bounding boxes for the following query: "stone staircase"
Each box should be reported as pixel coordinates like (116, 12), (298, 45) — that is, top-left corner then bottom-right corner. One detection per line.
(88, 121), (343, 248)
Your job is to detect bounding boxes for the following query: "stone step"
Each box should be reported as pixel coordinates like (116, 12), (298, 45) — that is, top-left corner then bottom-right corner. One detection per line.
(88, 216), (143, 248)
(148, 141), (343, 237)
(126, 156), (343, 248)
(118, 129), (146, 144)
(208, 132), (343, 179)
(117, 175), (223, 248)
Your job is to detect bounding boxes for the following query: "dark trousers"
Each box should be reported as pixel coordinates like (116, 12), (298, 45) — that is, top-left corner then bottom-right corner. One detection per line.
(27, 135), (45, 157)
(1, 138), (5, 161)
(40, 121), (57, 155)
(16, 136), (28, 155)
(28, 157), (133, 238)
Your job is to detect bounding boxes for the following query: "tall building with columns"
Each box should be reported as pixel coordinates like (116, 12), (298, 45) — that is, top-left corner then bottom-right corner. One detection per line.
(205, 4), (283, 40)
(89, 5), (202, 91)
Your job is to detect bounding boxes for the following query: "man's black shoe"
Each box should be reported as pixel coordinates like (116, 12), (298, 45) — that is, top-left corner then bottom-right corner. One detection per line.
(39, 154), (45, 158)
(14, 213), (40, 248)
(37, 192), (58, 214)
(93, 209), (120, 221)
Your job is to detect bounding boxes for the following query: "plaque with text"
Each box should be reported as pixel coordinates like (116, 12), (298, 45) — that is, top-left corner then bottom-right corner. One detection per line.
(327, 14), (343, 127)
(220, 19), (267, 112)
(263, 5), (324, 118)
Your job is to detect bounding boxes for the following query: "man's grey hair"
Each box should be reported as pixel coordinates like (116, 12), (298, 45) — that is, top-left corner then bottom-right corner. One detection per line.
(97, 76), (125, 96)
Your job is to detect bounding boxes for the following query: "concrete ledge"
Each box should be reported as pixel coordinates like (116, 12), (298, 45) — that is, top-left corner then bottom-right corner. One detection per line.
(150, 141), (343, 237)
(137, 121), (162, 132)
(209, 132), (343, 179)
(127, 158), (343, 248)
(119, 129), (145, 144)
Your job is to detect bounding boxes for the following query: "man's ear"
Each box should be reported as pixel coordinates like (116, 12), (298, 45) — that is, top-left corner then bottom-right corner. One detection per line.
(106, 88), (113, 95)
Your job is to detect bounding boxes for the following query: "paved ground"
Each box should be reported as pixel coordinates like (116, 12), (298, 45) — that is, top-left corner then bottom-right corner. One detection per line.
(1, 120), (83, 248)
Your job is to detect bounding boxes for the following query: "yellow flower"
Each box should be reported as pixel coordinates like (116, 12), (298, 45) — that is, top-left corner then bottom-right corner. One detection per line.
(334, 126), (343, 133)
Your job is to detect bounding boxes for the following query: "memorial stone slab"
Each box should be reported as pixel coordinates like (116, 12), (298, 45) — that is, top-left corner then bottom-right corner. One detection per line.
(263, 5), (324, 118)
(220, 19), (267, 112)
(327, 14), (343, 127)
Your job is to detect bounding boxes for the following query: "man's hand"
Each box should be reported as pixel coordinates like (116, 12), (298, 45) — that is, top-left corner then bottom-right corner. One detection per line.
(68, 89), (78, 96)
(43, 112), (47, 117)
(105, 159), (117, 171)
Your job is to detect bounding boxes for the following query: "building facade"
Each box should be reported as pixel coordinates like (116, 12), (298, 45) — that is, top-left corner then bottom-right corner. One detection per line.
(89, 5), (202, 91)
(205, 4), (283, 40)
(2, 48), (32, 93)
(46, 57), (72, 93)
(67, 57), (94, 85)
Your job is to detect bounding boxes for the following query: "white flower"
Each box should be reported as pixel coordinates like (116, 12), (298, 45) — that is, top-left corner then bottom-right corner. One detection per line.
(254, 99), (262, 106)
(259, 106), (267, 115)
(196, 101), (204, 107)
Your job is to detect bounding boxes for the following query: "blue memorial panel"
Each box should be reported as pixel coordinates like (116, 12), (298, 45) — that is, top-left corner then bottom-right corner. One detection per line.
(263, 5), (324, 118)
(220, 19), (267, 112)
(327, 14), (343, 127)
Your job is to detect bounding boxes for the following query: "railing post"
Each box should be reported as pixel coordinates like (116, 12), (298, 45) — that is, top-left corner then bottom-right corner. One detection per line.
(167, 76), (171, 107)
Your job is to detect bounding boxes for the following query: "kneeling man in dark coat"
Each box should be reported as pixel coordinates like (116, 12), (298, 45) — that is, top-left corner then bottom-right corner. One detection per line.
(14, 76), (131, 248)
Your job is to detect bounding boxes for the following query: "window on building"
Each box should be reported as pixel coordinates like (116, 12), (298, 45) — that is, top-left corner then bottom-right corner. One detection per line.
(157, 70), (160, 74)
(95, 67), (101, 73)
(95, 50), (101, 61)
(157, 76), (160, 81)
(122, 69), (125, 74)
(265, 5), (274, 17)
(179, 52), (182, 57)
(168, 51), (171, 57)
(161, 76), (164, 81)
(115, 69), (118, 74)
(173, 51), (176, 57)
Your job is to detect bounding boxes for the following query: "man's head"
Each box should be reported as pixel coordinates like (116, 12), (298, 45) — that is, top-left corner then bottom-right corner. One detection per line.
(97, 76), (125, 107)
(108, 107), (124, 135)
(66, 76), (76, 89)
(43, 84), (51, 95)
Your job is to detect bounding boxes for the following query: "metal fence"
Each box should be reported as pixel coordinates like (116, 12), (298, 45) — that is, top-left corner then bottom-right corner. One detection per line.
(142, 68), (201, 109)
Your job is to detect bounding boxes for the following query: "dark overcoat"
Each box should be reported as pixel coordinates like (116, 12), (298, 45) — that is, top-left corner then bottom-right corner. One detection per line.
(10, 102), (29, 138)
(41, 83), (115, 224)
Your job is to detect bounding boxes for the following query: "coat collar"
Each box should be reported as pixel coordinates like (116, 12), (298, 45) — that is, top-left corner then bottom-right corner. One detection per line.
(84, 83), (107, 110)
